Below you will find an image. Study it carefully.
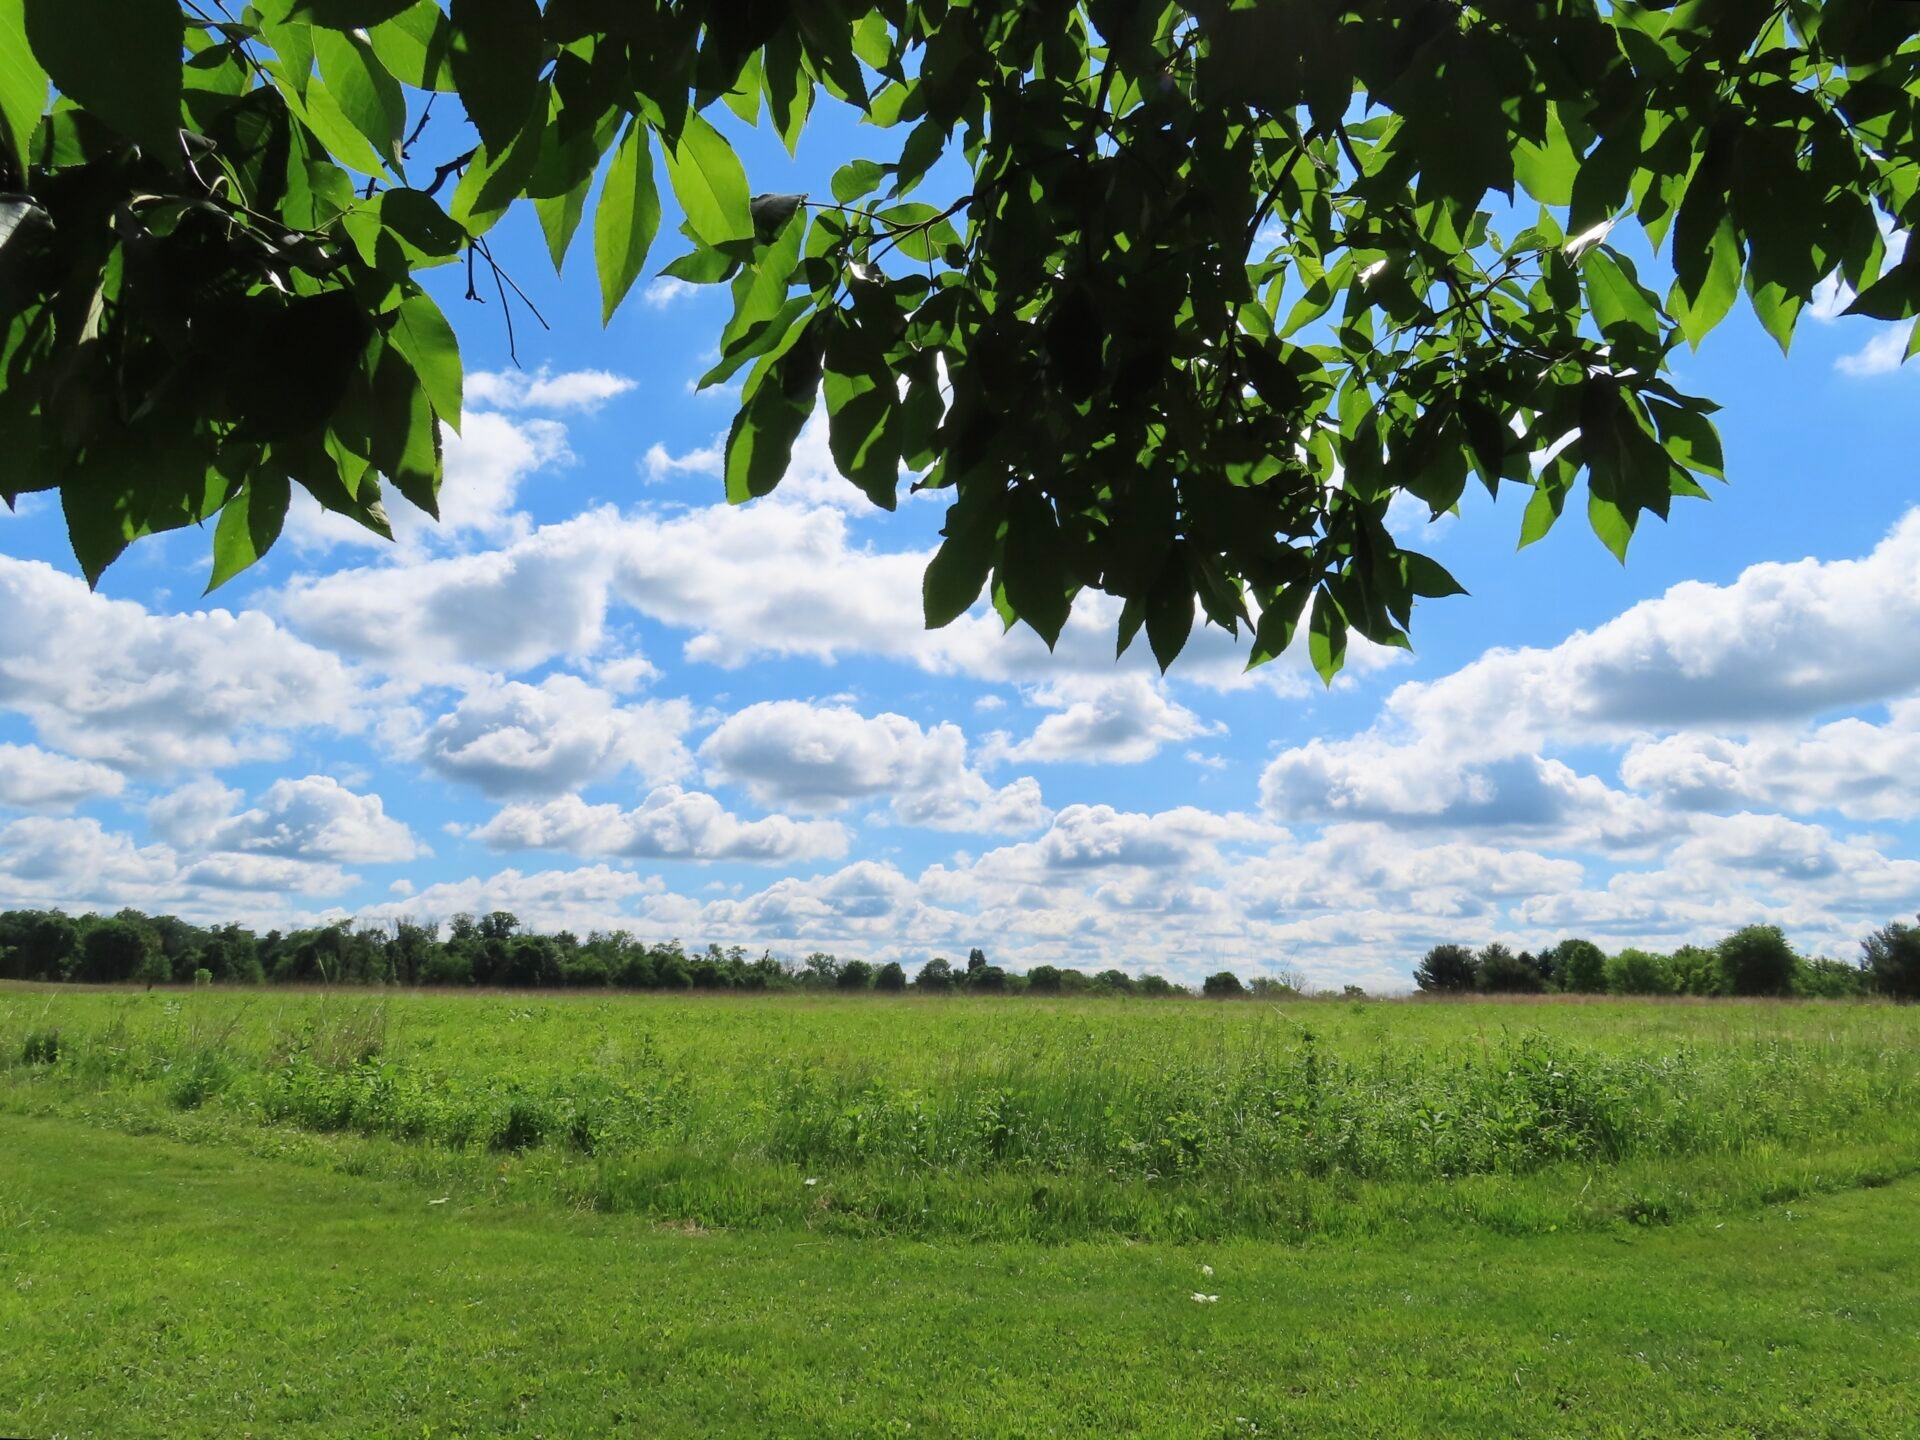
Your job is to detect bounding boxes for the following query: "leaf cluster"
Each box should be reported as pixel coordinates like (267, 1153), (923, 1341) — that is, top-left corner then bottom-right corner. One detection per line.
(0, 1), (1915, 677)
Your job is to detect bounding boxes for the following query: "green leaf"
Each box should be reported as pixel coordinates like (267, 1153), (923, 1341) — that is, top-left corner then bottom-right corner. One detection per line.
(1582, 249), (1662, 347)
(449, 0), (543, 154)
(724, 315), (825, 504)
(823, 310), (899, 510)
(1307, 589), (1347, 684)
(717, 209), (805, 359)
(1144, 557), (1194, 672)
(1403, 552), (1466, 599)
(24, 0), (180, 153)
(313, 25), (405, 171)
(291, 0), (416, 26)
(831, 159), (887, 205)
(368, 344), (441, 517)
(536, 184), (588, 276)
(1587, 490), (1634, 562)
(0, 0), (48, 178)
(1001, 485), (1071, 649)
(282, 75), (389, 177)
(208, 475), (292, 592)
(367, 0), (455, 92)
(594, 117), (661, 325)
(1843, 256), (1920, 322)
(387, 289), (461, 434)
(663, 110), (753, 249)
(1512, 104), (1577, 206)
(924, 495), (998, 629)
(1669, 215), (1741, 349)
(1647, 399), (1723, 479)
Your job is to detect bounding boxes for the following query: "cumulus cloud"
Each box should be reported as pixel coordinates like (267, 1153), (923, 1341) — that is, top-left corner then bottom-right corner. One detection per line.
(410, 675), (693, 799)
(0, 744), (126, 811)
(150, 776), (421, 864)
(1835, 321), (1915, 378)
(0, 558), (361, 771)
(471, 787), (849, 863)
(465, 367), (636, 412)
(698, 700), (1050, 832)
(1002, 675), (1219, 766)
(354, 865), (665, 935)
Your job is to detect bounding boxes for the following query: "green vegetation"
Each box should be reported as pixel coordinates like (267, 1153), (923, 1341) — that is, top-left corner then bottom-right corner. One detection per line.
(6, 1061), (1920, 1436)
(6, 4), (1916, 683)
(6, 986), (1918, 1245)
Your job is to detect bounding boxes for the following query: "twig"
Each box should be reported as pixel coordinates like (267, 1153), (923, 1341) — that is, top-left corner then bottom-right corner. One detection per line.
(427, 147), (478, 199)
(402, 95), (436, 162)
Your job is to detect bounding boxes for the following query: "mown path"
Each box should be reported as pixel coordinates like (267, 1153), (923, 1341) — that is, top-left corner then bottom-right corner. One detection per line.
(2, 1112), (1914, 1438)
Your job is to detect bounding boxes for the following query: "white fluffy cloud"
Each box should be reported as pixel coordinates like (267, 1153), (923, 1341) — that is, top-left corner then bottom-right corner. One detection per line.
(0, 557), (361, 771)
(465, 367), (636, 412)
(150, 776), (421, 864)
(1002, 675), (1218, 766)
(411, 675), (692, 799)
(470, 786), (848, 863)
(698, 700), (1049, 832)
(0, 744), (126, 811)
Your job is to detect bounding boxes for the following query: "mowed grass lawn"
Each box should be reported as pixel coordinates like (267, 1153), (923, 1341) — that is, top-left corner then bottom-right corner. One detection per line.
(2, 1112), (1917, 1439)
(3, 988), (1919, 1436)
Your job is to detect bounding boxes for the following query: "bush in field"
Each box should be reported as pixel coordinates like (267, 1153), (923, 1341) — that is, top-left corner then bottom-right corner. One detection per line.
(76, 918), (157, 984)
(20, 1028), (59, 1065)
(1202, 971), (1248, 998)
(1476, 943), (1544, 994)
(1862, 918), (1920, 999)
(0, 910), (77, 981)
(565, 952), (612, 988)
(1550, 938), (1608, 994)
(1026, 965), (1065, 995)
(1413, 944), (1478, 994)
(1668, 945), (1727, 997)
(1249, 975), (1303, 999)
(873, 961), (907, 992)
(838, 960), (875, 990)
(1606, 948), (1674, 996)
(612, 948), (657, 989)
(1799, 956), (1867, 999)
(420, 945), (474, 987)
(1092, 969), (1134, 995)
(656, 953), (694, 990)
(970, 965), (1010, 993)
(1137, 974), (1181, 996)
(1718, 925), (1800, 997)
(914, 957), (956, 992)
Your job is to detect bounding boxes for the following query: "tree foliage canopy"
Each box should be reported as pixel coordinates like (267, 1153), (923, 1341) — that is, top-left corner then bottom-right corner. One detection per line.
(2, 0), (1915, 677)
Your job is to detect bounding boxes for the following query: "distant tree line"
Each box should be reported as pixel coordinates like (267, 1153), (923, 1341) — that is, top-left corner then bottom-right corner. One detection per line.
(0, 908), (1305, 999)
(3, 905), (1915, 1001)
(1411, 923), (1920, 1002)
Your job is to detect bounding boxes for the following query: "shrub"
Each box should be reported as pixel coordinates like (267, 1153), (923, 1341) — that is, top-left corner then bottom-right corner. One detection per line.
(1476, 943), (1544, 994)
(565, 953), (612, 988)
(969, 965), (1009, 993)
(1668, 945), (1726, 997)
(1551, 938), (1608, 994)
(1136, 974), (1180, 996)
(1202, 971), (1248, 999)
(656, 955), (694, 990)
(1413, 944), (1478, 993)
(76, 919), (156, 984)
(1717, 925), (1800, 997)
(1798, 956), (1867, 999)
(873, 961), (907, 992)
(1606, 948), (1674, 996)
(1862, 918), (1920, 999)
(837, 960), (875, 990)
(914, 957), (956, 991)
(1249, 975), (1302, 999)
(1026, 965), (1065, 995)
(420, 946), (474, 987)
(1092, 969), (1134, 995)
(193, 967), (214, 987)
(20, 1028), (59, 1065)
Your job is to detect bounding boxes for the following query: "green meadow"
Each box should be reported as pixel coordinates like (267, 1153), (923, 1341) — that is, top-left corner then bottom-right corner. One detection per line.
(4, 986), (1918, 1435)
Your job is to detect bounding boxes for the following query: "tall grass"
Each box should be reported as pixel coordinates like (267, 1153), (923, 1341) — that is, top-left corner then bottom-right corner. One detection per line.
(4, 986), (1916, 1239)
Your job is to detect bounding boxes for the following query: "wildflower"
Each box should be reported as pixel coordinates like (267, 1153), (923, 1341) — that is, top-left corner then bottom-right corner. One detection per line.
(804, 1177), (819, 1186)
(1191, 1292), (1219, 1304)
(1200, 1264), (1213, 1277)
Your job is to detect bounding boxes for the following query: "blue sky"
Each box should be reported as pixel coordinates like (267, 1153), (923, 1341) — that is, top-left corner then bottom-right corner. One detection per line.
(2, 103), (1917, 992)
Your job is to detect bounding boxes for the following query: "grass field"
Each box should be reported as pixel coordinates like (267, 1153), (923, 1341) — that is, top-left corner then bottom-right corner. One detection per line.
(4, 987), (1919, 1436)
